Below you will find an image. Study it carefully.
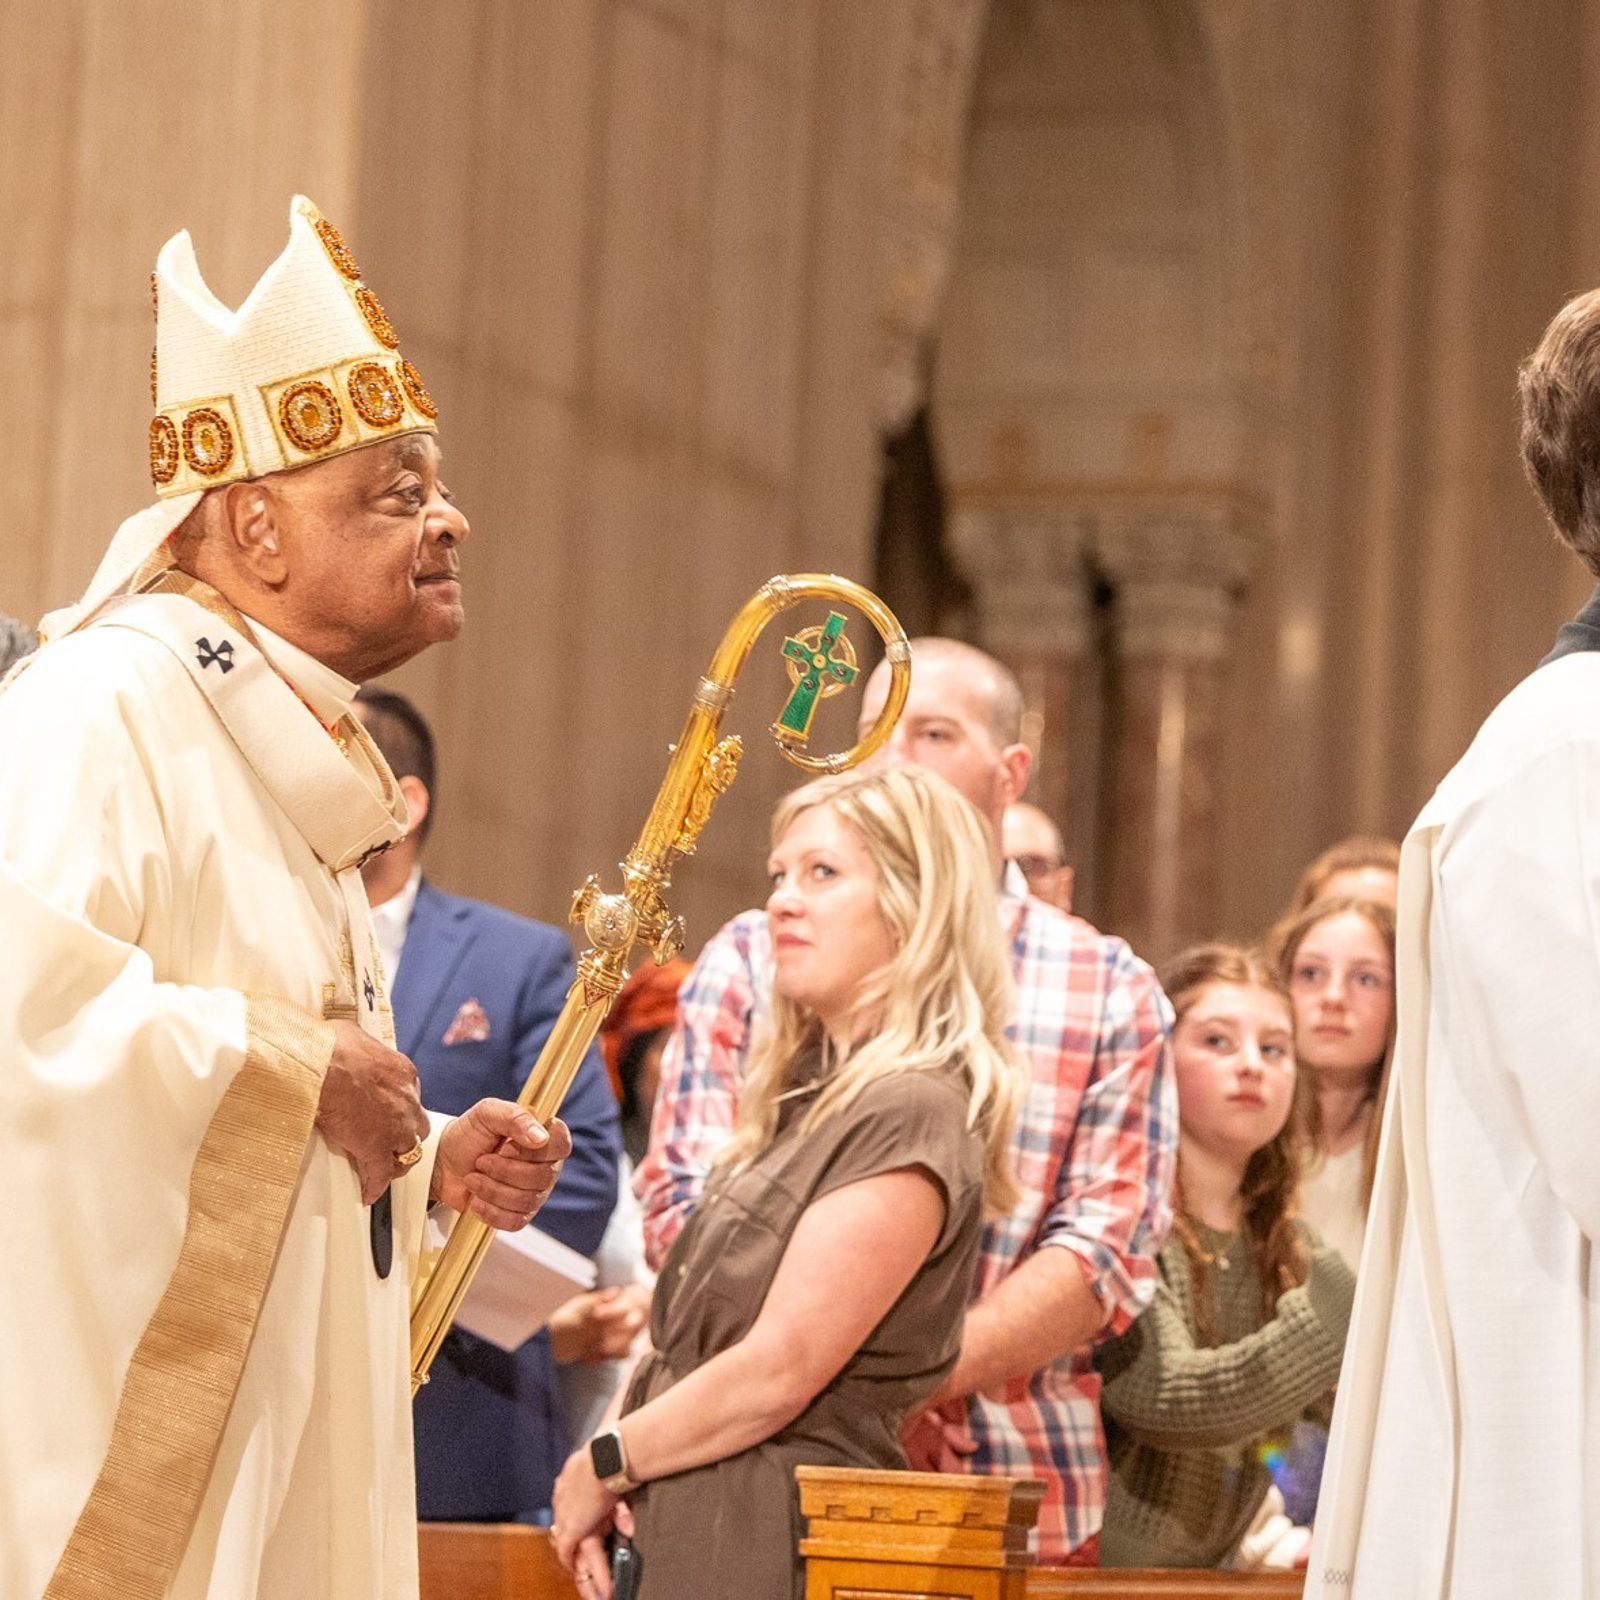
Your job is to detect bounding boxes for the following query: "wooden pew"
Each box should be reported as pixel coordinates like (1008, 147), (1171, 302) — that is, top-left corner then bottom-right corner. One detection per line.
(417, 1476), (1307, 1599)
(418, 1521), (580, 1600)
(798, 1465), (1039, 1599)
(1028, 1574), (1303, 1597)
(798, 1467), (1305, 1600)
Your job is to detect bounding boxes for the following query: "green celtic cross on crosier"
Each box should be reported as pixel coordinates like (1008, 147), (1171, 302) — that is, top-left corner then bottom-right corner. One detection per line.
(777, 611), (859, 740)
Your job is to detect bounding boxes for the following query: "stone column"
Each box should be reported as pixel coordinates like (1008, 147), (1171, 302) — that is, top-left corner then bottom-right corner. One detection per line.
(951, 505), (1097, 899)
(0, 0), (370, 625)
(874, 0), (991, 430)
(1095, 508), (1260, 963)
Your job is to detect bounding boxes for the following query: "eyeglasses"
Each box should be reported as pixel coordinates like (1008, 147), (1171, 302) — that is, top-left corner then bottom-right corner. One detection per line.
(1011, 854), (1063, 883)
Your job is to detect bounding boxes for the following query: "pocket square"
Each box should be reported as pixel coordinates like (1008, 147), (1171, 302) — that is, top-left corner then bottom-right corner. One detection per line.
(442, 997), (491, 1046)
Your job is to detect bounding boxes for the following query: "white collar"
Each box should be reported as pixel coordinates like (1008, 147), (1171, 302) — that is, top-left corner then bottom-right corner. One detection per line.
(999, 858), (1030, 940)
(371, 865), (424, 934)
(244, 615), (359, 727)
(1000, 858), (1029, 908)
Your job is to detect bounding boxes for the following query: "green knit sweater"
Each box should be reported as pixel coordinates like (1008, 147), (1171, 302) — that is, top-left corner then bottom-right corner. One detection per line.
(1095, 1222), (1355, 1569)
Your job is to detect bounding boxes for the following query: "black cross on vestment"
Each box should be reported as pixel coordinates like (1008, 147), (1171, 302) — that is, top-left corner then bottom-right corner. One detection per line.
(195, 637), (235, 674)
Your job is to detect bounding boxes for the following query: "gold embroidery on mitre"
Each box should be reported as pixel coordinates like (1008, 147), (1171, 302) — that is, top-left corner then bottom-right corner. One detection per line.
(149, 274), (160, 407)
(266, 357), (430, 462)
(149, 416), (179, 486)
(399, 359), (437, 421)
(355, 287), (400, 350)
(149, 396), (249, 498)
(182, 406), (235, 477)
(314, 215), (362, 281)
(347, 361), (405, 428)
(278, 379), (345, 454)
(150, 201), (438, 494)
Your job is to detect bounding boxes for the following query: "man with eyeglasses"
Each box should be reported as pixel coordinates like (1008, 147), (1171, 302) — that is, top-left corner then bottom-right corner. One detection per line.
(1002, 800), (1075, 914)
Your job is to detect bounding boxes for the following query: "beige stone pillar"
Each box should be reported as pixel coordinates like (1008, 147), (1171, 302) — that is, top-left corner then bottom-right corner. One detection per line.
(1096, 509), (1259, 963)
(873, 0), (992, 432)
(0, 0), (370, 628)
(952, 504), (1097, 901)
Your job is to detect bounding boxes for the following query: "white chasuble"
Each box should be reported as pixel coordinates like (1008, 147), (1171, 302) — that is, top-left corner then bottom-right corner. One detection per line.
(1308, 652), (1600, 1600)
(0, 581), (443, 1600)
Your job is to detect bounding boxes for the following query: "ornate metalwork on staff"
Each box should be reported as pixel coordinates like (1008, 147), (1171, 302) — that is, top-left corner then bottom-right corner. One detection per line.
(409, 575), (911, 1392)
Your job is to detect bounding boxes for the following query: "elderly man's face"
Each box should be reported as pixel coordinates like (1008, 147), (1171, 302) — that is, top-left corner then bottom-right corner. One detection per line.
(267, 431), (468, 679)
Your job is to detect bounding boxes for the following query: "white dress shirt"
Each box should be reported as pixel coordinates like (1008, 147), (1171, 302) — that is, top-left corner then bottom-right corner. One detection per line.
(369, 865), (422, 990)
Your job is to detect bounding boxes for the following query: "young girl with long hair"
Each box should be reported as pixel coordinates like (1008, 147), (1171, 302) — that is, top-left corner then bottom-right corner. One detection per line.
(1272, 895), (1396, 1269)
(1097, 945), (1355, 1570)
(551, 766), (1023, 1599)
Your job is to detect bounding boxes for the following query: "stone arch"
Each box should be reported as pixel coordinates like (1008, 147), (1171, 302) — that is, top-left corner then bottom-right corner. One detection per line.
(931, 0), (1277, 953)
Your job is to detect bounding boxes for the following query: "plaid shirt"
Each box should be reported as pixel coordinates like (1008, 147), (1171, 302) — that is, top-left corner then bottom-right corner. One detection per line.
(634, 865), (1176, 1560)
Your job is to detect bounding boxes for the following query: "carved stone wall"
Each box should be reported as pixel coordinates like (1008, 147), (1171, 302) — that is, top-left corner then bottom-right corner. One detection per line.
(1094, 508), (1261, 960)
(951, 503), (1099, 902)
(18, 0), (1600, 956)
(875, 0), (992, 430)
(0, 0), (370, 637)
(935, 0), (1600, 951)
(934, 0), (1262, 944)
(1, 0), (943, 943)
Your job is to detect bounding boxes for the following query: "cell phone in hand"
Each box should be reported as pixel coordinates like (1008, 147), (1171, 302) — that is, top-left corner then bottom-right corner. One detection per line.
(610, 1536), (641, 1600)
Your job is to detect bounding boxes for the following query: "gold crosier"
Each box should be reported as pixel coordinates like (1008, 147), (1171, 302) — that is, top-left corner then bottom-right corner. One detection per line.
(409, 574), (910, 1392)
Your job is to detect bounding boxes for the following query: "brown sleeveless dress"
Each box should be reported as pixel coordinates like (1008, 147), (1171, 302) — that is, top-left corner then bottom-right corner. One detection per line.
(622, 1063), (986, 1599)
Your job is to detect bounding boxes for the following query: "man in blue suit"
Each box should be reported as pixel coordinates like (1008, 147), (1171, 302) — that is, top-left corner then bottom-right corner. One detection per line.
(355, 687), (621, 1524)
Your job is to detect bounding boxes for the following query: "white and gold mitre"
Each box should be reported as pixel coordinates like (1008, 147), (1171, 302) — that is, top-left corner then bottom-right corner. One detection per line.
(39, 196), (438, 644)
(148, 194), (437, 496)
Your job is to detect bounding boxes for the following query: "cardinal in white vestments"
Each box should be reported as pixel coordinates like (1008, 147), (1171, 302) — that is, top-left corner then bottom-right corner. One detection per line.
(1307, 290), (1600, 1598)
(0, 197), (573, 1600)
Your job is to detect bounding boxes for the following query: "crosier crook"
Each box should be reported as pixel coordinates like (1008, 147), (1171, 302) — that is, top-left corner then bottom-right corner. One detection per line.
(407, 574), (910, 1393)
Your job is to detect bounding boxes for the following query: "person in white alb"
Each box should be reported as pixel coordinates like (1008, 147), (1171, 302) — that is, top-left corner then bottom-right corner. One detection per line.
(0, 196), (572, 1600)
(1309, 287), (1600, 1597)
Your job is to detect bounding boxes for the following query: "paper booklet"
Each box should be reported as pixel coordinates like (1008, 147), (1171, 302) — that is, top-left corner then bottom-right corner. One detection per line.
(451, 1223), (599, 1352)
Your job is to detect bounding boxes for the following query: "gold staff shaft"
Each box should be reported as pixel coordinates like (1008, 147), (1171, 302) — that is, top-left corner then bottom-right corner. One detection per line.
(409, 574), (909, 1394)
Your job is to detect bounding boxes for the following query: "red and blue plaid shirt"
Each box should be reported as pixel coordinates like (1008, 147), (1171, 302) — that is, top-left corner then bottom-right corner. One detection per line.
(634, 865), (1176, 1560)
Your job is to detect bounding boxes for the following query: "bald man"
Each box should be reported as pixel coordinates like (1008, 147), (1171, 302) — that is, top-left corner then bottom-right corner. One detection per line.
(1003, 801), (1074, 914)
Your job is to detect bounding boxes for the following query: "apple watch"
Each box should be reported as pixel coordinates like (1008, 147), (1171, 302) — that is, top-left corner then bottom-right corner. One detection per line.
(589, 1426), (639, 1495)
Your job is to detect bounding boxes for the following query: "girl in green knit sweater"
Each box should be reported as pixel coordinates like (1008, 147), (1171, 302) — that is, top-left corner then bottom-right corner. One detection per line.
(1097, 945), (1355, 1570)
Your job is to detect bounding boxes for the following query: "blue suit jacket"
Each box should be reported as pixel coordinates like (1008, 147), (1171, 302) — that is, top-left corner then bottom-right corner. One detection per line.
(398, 878), (621, 1521)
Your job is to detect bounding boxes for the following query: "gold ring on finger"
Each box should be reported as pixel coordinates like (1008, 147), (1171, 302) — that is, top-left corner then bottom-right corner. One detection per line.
(396, 1137), (425, 1169)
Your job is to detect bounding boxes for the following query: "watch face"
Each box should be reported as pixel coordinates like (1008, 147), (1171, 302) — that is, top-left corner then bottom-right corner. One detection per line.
(591, 1431), (625, 1480)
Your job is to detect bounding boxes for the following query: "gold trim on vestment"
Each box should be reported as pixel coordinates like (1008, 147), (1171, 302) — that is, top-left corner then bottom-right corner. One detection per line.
(136, 563), (252, 634)
(44, 997), (334, 1600)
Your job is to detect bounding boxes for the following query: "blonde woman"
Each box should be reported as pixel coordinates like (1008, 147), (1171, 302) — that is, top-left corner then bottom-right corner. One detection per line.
(551, 766), (1023, 1599)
